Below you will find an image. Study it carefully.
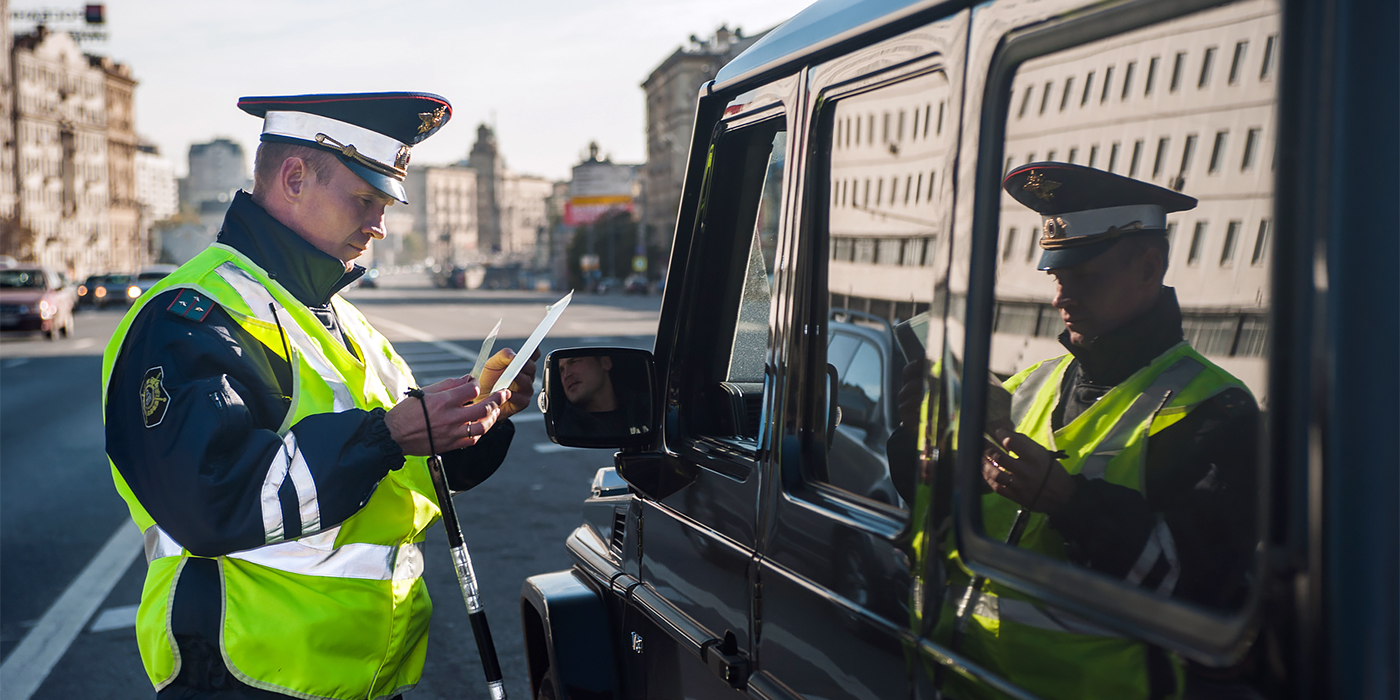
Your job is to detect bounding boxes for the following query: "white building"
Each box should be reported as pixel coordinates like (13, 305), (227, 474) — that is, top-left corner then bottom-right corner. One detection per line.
(135, 141), (178, 223)
(403, 164), (478, 267)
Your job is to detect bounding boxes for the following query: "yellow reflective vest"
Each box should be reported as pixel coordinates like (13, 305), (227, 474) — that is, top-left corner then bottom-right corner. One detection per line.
(102, 244), (439, 700)
(935, 342), (1247, 700)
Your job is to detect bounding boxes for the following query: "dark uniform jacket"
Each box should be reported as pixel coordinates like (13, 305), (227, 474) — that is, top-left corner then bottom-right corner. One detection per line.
(105, 191), (513, 698)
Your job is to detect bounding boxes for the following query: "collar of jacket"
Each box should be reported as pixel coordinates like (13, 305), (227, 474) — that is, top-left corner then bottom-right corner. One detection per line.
(216, 190), (365, 307)
(1057, 286), (1185, 386)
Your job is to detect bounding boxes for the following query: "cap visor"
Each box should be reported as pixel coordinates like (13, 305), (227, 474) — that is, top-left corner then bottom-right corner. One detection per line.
(1036, 238), (1120, 271)
(341, 157), (407, 204)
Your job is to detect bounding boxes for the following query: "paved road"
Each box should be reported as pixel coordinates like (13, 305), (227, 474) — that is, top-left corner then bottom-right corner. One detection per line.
(0, 273), (662, 699)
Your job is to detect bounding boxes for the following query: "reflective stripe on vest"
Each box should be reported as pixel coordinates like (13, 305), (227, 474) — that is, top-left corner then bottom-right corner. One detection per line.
(259, 431), (321, 544)
(1077, 357), (1205, 481)
(213, 262), (355, 413)
(946, 586), (1126, 638)
(1010, 360), (1059, 426)
(143, 523), (424, 582)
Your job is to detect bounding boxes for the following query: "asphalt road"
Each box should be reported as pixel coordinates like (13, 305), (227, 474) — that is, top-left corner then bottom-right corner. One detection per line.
(0, 272), (662, 699)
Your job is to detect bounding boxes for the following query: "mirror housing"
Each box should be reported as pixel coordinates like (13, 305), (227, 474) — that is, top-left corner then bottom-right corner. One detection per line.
(541, 347), (657, 449)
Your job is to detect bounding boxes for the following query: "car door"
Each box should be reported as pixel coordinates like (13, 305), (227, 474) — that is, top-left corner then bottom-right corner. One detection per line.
(752, 11), (970, 700)
(626, 75), (799, 699)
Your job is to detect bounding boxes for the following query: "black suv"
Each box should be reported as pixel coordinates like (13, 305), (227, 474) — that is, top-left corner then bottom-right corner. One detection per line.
(519, 0), (1397, 698)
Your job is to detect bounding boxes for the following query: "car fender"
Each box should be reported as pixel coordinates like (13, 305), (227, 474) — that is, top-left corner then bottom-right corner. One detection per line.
(521, 569), (618, 700)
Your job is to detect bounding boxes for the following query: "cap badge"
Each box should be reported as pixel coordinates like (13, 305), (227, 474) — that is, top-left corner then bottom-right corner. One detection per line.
(1023, 172), (1061, 201)
(418, 106), (447, 135)
(1042, 217), (1068, 241)
(395, 145), (412, 170)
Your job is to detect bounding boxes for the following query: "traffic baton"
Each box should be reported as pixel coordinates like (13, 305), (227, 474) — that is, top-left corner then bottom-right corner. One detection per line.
(424, 452), (507, 700)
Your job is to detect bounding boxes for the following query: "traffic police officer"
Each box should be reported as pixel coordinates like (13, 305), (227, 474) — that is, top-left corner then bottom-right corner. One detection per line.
(936, 163), (1259, 699)
(103, 93), (537, 699)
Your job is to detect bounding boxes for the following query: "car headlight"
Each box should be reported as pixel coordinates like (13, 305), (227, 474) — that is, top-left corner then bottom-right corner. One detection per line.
(77, 285), (88, 296)
(39, 299), (54, 318)
(95, 287), (107, 298)
(127, 285), (141, 299)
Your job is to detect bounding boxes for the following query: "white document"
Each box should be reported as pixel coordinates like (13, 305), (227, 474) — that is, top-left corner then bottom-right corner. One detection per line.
(490, 291), (572, 394)
(470, 319), (502, 380)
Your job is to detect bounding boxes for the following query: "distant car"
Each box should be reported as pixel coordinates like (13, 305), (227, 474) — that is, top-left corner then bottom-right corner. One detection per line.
(76, 275), (105, 308)
(125, 265), (178, 305)
(624, 274), (649, 295)
(0, 266), (75, 339)
(88, 274), (132, 309)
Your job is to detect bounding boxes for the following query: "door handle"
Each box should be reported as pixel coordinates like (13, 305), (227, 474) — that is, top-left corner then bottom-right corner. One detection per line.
(701, 630), (749, 689)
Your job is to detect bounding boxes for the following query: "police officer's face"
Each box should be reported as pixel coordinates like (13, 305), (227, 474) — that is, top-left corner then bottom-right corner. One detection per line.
(295, 160), (394, 264)
(560, 356), (612, 408)
(1048, 240), (1163, 346)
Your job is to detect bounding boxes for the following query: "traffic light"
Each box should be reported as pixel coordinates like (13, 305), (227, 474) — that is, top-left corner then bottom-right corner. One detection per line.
(84, 4), (104, 25)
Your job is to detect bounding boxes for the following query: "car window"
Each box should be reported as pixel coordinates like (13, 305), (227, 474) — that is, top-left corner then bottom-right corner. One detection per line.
(945, 0), (1278, 671)
(673, 114), (788, 450)
(0, 270), (46, 288)
(137, 272), (168, 281)
(808, 69), (953, 510)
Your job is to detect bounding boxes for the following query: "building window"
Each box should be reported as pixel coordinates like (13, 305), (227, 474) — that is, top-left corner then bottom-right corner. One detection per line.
(1199, 47), (1216, 88)
(876, 179), (884, 204)
(882, 112), (891, 143)
(1026, 152), (1036, 165)
(1068, 147), (1079, 164)
(1229, 41), (1249, 84)
(1003, 227), (1017, 261)
(1060, 77), (1075, 111)
(1145, 56), (1160, 96)
(1180, 133), (1199, 175)
(1108, 142), (1121, 173)
(1082, 71), (1095, 106)
(1018, 85), (1033, 118)
(1241, 127), (1261, 171)
(854, 238), (875, 263)
(1153, 137), (1170, 177)
(926, 103), (934, 138)
(904, 175), (913, 205)
(915, 173), (923, 203)
(898, 110), (906, 141)
(1101, 65), (1114, 103)
(1129, 139), (1144, 177)
(1121, 61), (1137, 99)
(878, 238), (903, 265)
(1188, 221), (1208, 264)
(1251, 219), (1271, 265)
(1171, 51), (1187, 92)
(1089, 144), (1100, 168)
(928, 170), (936, 200)
(1026, 225), (1038, 261)
(833, 238), (853, 261)
(1261, 35), (1277, 80)
(911, 110), (918, 141)
(1046, 149), (1057, 162)
(1221, 220), (1241, 265)
(1209, 130), (1229, 173)
(863, 179), (871, 206)
(1165, 221), (1178, 254)
(1039, 81), (1053, 115)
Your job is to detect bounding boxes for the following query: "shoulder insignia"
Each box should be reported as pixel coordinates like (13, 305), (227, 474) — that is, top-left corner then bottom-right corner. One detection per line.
(166, 288), (216, 322)
(141, 366), (170, 429)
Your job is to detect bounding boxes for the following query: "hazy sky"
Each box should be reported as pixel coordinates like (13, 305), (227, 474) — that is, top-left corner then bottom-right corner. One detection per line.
(12, 0), (815, 180)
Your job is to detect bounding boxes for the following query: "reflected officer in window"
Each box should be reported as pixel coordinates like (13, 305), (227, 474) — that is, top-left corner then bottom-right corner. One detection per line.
(944, 163), (1259, 700)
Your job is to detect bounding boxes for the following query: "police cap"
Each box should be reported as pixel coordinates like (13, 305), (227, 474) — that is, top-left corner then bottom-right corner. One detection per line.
(238, 92), (452, 204)
(1003, 162), (1196, 270)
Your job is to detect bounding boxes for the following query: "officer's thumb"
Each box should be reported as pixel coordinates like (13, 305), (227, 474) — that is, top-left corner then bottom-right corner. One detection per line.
(483, 348), (516, 372)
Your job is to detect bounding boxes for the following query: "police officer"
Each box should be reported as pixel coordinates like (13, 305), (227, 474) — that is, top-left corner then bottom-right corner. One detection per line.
(938, 162), (1259, 700)
(103, 93), (537, 699)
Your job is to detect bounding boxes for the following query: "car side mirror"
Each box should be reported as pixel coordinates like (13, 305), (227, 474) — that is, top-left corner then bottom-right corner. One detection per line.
(541, 347), (657, 449)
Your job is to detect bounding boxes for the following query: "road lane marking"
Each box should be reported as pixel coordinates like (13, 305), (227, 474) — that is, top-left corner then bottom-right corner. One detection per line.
(362, 315), (479, 364)
(0, 521), (142, 700)
(89, 604), (139, 633)
(72, 338), (95, 350)
(533, 442), (571, 454)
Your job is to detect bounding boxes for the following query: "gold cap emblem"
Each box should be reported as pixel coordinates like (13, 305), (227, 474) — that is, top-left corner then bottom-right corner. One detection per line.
(418, 106), (447, 135)
(1023, 172), (1061, 201)
(395, 145), (412, 170)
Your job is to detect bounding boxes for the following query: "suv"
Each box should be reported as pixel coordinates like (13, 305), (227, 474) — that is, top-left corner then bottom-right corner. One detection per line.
(521, 1), (1396, 699)
(0, 266), (74, 339)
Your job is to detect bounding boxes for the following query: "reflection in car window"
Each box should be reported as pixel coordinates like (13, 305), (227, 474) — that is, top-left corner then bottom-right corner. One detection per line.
(842, 341), (884, 413)
(826, 333), (860, 376)
(0, 270), (46, 288)
(727, 131), (786, 384)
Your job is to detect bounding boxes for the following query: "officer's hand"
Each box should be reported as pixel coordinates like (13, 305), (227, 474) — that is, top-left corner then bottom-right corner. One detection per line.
(475, 347), (540, 419)
(897, 359), (926, 428)
(385, 375), (511, 455)
(981, 429), (1077, 515)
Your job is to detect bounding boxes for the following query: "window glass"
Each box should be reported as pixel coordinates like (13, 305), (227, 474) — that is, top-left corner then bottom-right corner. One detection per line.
(817, 70), (950, 508)
(982, 0), (1276, 618)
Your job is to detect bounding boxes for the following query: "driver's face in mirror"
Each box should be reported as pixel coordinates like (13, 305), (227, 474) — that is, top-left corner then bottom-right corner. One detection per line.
(560, 355), (616, 412)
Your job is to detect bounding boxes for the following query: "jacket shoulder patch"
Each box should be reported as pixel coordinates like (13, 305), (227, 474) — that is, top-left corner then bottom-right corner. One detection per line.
(141, 366), (170, 428)
(166, 288), (216, 322)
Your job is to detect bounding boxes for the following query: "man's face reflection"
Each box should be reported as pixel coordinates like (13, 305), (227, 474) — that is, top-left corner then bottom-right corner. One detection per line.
(560, 355), (616, 412)
(1048, 238), (1164, 346)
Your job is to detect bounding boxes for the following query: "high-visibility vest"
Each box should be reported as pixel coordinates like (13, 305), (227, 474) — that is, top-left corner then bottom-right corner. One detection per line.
(934, 342), (1247, 700)
(102, 244), (439, 700)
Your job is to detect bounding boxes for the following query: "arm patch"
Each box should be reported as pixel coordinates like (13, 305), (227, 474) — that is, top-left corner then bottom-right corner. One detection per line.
(167, 288), (216, 322)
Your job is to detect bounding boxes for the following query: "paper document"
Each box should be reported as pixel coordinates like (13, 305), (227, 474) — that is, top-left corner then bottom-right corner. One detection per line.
(490, 291), (572, 393)
(470, 319), (502, 380)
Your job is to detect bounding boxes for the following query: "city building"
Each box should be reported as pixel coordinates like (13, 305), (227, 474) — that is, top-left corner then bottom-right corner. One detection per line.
(10, 26), (112, 276)
(641, 26), (764, 255)
(0, 7), (15, 223)
(461, 123), (553, 263)
(182, 137), (248, 209)
(135, 140), (178, 223)
(96, 55), (142, 273)
(403, 164), (478, 268)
